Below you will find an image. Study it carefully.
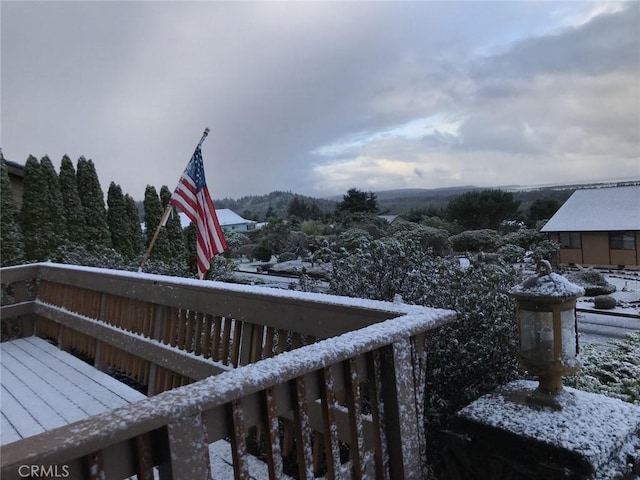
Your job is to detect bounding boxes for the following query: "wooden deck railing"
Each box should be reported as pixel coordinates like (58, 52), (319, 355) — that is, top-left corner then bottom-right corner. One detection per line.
(0, 263), (455, 480)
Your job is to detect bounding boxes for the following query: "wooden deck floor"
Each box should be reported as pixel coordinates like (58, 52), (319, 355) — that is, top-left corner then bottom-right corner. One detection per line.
(0, 337), (293, 479)
(0, 336), (146, 446)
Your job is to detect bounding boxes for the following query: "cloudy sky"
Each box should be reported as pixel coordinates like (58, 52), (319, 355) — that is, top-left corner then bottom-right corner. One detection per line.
(2, 1), (639, 201)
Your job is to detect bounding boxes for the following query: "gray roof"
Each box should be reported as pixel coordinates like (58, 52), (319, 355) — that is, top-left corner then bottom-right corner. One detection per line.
(541, 186), (640, 232)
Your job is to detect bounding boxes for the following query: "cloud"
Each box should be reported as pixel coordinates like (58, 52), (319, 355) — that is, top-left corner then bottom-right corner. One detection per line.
(2, 2), (638, 201)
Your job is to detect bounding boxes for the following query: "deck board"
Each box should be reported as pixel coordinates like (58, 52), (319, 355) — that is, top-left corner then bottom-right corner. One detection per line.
(0, 336), (146, 446)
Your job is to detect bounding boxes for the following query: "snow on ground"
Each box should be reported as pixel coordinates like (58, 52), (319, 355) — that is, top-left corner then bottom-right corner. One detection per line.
(578, 271), (640, 317)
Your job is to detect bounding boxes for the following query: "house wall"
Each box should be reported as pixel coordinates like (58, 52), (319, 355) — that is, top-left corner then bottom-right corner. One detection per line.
(582, 232), (610, 266)
(551, 231), (639, 267)
(6, 165), (24, 211)
(221, 223), (252, 233)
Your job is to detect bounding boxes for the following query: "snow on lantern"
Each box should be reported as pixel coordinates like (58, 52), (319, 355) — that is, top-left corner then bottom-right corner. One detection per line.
(509, 260), (585, 407)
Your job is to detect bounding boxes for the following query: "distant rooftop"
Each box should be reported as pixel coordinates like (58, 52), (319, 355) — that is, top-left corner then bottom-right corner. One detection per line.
(541, 186), (640, 232)
(179, 208), (254, 228)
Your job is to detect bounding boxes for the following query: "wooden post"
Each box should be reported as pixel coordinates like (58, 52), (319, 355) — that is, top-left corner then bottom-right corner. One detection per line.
(379, 339), (423, 480)
(164, 414), (212, 480)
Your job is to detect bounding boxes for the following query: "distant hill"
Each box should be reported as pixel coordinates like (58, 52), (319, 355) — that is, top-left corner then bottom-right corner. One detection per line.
(374, 179), (640, 216)
(210, 179), (639, 220)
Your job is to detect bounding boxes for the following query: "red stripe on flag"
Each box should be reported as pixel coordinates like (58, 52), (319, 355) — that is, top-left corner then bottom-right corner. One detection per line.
(170, 146), (227, 279)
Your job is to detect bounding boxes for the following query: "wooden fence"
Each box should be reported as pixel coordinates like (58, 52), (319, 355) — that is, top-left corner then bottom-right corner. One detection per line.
(0, 263), (455, 480)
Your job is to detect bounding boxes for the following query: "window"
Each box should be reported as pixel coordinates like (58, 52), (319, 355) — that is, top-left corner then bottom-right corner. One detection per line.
(559, 232), (581, 249)
(610, 232), (636, 250)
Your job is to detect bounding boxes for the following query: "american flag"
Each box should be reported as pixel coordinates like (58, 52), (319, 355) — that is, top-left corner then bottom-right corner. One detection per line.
(170, 144), (227, 279)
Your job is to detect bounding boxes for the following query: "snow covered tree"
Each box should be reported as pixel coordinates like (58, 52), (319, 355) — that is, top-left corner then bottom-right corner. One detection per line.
(159, 185), (187, 264)
(124, 194), (144, 259)
(22, 156), (66, 261)
(143, 185), (171, 262)
(336, 188), (378, 214)
(527, 197), (560, 227)
(446, 189), (521, 230)
(40, 156), (68, 247)
(0, 160), (24, 266)
(107, 182), (137, 259)
(391, 223), (451, 257)
(59, 155), (87, 246)
(76, 157), (111, 249)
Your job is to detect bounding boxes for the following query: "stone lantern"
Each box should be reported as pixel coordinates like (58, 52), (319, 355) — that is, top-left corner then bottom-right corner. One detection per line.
(509, 260), (585, 408)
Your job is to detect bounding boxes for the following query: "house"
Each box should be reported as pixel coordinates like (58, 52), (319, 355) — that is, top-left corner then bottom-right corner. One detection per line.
(1, 157), (25, 211)
(215, 208), (256, 233)
(541, 186), (640, 268)
(179, 208), (256, 233)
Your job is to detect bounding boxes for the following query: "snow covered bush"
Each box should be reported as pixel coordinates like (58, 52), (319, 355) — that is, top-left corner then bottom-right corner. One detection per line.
(567, 268), (616, 296)
(55, 244), (129, 270)
(497, 243), (526, 264)
(531, 239), (560, 267)
(391, 224), (452, 257)
(329, 237), (426, 301)
(277, 251), (297, 262)
(566, 332), (640, 406)
(449, 229), (501, 252)
(328, 241), (520, 474)
(499, 228), (546, 250)
(593, 294), (617, 309)
(205, 255), (239, 281)
(252, 244), (273, 262)
(338, 228), (373, 252)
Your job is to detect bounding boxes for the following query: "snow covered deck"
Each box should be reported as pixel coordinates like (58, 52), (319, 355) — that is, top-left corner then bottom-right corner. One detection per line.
(1, 336), (145, 446)
(0, 263), (456, 480)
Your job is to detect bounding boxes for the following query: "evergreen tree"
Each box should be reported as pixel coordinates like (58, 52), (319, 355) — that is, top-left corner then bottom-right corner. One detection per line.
(22, 157), (54, 261)
(125, 194), (144, 259)
(0, 160), (24, 266)
(527, 198), (560, 227)
(77, 157), (111, 249)
(160, 185), (187, 262)
(107, 182), (135, 259)
(446, 189), (521, 230)
(143, 185), (171, 261)
(184, 223), (198, 275)
(40, 156), (68, 250)
(59, 155), (87, 246)
(336, 188), (379, 214)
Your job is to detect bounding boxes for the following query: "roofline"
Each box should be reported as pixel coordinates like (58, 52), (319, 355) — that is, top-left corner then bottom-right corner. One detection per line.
(541, 228), (640, 233)
(2, 159), (25, 177)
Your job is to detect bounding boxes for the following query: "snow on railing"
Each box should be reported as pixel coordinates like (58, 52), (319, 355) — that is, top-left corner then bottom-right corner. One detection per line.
(1, 263), (456, 480)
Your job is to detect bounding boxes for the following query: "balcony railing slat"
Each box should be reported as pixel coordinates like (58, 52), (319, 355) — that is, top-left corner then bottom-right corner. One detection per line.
(319, 366), (342, 480)
(229, 399), (250, 480)
(262, 386), (284, 479)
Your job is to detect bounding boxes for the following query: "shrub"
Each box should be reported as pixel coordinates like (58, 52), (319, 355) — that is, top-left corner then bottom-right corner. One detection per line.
(567, 269), (616, 296)
(593, 295), (617, 309)
(328, 242), (520, 475)
(531, 239), (560, 267)
(206, 255), (239, 281)
(277, 252), (297, 262)
(252, 244), (273, 262)
(449, 229), (500, 252)
(497, 243), (526, 264)
(392, 225), (452, 257)
(499, 228), (546, 250)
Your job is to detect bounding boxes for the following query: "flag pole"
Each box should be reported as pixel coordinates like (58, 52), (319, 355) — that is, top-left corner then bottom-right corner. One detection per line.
(138, 128), (210, 272)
